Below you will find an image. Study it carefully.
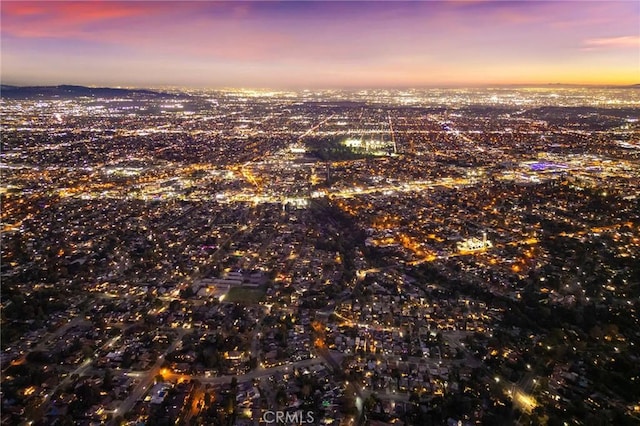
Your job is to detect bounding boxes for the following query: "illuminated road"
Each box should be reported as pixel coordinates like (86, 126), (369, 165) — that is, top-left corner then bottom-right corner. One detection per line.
(3, 315), (89, 373)
(113, 355), (324, 421)
(162, 356), (324, 386)
(27, 334), (121, 425)
(299, 114), (335, 140)
(333, 310), (401, 333)
(110, 329), (190, 425)
(328, 177), (477, 199)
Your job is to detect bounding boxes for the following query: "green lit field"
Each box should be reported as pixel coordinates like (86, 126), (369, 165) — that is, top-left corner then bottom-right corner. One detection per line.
(224, 287), (266, 304)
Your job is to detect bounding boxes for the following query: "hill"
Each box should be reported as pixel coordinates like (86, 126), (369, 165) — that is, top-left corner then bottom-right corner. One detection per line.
(0, 84), (179, 99)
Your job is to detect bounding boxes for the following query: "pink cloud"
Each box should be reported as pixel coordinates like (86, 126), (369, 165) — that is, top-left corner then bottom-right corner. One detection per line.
(583, 36), (640, 48)
(1, 1), (200, 38)
(2, 1), (151, 22)
(1, 2), (295, 62)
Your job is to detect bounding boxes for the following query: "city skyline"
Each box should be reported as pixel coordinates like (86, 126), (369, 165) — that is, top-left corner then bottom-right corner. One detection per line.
(1, 0), (639, 89)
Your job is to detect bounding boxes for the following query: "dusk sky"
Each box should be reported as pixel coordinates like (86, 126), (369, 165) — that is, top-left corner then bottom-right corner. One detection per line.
(1, 1), (639, 89)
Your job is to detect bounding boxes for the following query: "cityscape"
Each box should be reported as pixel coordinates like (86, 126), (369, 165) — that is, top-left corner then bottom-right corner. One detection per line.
(1, 85), (639, 425)
(1, 1), (640, 426)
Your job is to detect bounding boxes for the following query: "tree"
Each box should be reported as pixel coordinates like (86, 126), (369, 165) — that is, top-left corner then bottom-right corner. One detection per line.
(170, 299), (181, 312)
(181, 286), (195, 299)
(103, 368), (113, 390)
(276, 387), (287, 407)
(249, 356), (258, 370)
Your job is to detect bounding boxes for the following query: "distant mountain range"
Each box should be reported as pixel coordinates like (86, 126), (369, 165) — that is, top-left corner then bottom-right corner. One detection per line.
(1, 84), (638, 100)
(0, 84), (180, 99)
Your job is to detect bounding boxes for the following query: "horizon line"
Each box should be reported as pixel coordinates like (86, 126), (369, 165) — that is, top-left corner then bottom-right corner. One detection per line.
(3, 82), (639, 91)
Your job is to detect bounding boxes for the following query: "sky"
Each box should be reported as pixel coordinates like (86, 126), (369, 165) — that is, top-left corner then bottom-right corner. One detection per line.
(1, 1), (639, 89)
